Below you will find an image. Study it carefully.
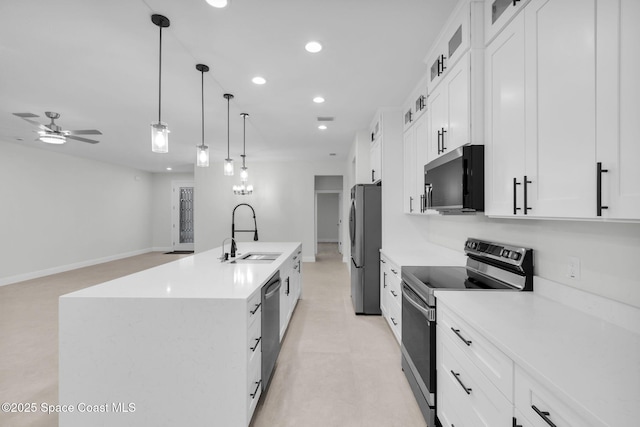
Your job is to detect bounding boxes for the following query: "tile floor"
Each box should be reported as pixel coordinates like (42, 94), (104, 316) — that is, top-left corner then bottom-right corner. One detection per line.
(0, 244), (426, 427)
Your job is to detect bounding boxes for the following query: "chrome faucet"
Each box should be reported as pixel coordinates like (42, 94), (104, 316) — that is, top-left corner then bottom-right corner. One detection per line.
(220, 237), (237, 261)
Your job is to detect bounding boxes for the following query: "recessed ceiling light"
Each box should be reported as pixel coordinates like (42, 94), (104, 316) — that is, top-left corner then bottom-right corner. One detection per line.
(318, 125), (327, 130)
(166, 167), (172, 171)
(252, 76), (266, 85)
(305, 41), (322, 53)
(313, 96), (325, 103)
(206, 0), (229, 8)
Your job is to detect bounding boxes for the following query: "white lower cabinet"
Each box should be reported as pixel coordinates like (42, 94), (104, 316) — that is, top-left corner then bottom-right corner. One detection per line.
(514, 366), (602, 427)
(437, 324), (512, 427)
(380, 253), (401, 345)
(279, 245), (302, 341)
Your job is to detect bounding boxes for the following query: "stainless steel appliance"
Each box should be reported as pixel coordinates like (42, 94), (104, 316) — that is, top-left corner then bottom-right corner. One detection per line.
(261, 271), (281, 391)
(423, 145), (484, 214)
(401, 238), (533, 426)
(349, 183), (382, 314)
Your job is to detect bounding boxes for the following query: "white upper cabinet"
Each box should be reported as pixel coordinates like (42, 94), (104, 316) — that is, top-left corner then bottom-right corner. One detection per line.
(484, 0), (531, 45)
(485, 12), (526, 216)
(403, 128), (417, 213)
(370, 114), (382, 183)
(596, 0), (640, 219)
(524, 0), (597, 218)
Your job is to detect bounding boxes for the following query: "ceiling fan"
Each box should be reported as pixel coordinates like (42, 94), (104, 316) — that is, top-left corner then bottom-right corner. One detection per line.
(13, 111), (102, 144)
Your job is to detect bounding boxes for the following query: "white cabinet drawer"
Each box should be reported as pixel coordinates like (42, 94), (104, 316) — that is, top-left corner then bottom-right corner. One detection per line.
(247, 316), (261, 367)
(247, 291), (261, 326)
(438, 329), (513, 427)
(515, 366), (604, 427)
(247, 356), (262, 420)
(438, 302), (513, 400)
(387, 297), (402, 345)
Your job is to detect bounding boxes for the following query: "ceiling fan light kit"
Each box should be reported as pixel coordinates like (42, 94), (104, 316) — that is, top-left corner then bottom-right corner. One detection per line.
(13, 111), (102, 145)
(39, 133), (66, 144)
(151, 14), (171, 154)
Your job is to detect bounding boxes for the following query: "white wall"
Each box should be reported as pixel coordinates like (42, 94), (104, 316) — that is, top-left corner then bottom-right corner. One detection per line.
(194, 160), (346, 261)
(0, 141), (154, 285)
(150, 173), (194, 251)
(381, 117), (640, 309)
(317, 193), (339, 242)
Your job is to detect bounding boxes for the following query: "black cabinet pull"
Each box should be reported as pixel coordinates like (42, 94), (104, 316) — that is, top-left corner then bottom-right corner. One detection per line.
(371, 169), (375, 182)
(250, 380), (262, 398)
(437, 129), (442, 154)
(441, 128), (447, 152)
(286, 277), (290, 295)
(250, 303), (262, 315)
(383, 272), (387, 288)
(523, 175), (532, 214)
(451, 327), (472, 346)
(597, 162), (609, 216)
(439, 54), (447, 75)
(512, 417), (523, 427)
(390, 290), (398, 297)
(391, 269), (397, 275)
(409, 196), (413, 212)
(513, 0), (521, 6)
(531, 405), (557, 427)
(391, 317), (398, 326)
(250, 336), (262, 352)
(380, 259), (386, 264)
(450, 370), (472, 395)
(513, 178), (522, 215)
(420, 194), (424, 213)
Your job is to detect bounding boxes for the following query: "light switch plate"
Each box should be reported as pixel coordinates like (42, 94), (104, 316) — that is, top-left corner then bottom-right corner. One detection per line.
(567, 256), (581, 280)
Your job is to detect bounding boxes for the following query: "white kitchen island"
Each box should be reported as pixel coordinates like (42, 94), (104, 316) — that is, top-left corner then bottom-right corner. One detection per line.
(59, 242), (301, 427)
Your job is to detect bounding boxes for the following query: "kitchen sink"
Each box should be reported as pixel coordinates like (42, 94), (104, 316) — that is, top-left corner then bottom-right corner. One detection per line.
(230, 252), (282, 264)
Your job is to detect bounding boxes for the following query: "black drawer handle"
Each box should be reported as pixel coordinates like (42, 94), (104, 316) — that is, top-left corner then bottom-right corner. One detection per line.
(381, 259), (386, 264)
(512, 417), (523, 427)
(451, 327), (472, 346)
(391, 269), (397, 275)
(597, 162), (609, 216)
(383, 272), (387, 288)
(513, 177), (522, 215)
(532, 405), (557, 427)
(250, 380), (262, 398)
(451, 370), (472, 395)
(390, 290), (398, 297)
(390, 317), (398, 326)
(250, 336), (262, 352)
(523, 175), (532, 214)
(249, 303), (261, 315)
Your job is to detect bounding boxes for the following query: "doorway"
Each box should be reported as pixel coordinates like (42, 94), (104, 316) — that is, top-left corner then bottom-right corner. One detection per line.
(172, 181), (195, 252)
(314, 175), (344, 258)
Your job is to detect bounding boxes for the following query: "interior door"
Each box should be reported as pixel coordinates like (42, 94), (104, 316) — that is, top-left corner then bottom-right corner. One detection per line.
(172, 181), (195, 252)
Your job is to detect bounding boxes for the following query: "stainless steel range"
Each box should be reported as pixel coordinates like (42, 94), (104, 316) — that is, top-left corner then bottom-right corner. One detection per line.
(400, 238), (534, 426)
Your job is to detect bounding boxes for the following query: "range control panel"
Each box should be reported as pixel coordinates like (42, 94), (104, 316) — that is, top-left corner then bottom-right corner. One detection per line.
(464, 238), (533, 274)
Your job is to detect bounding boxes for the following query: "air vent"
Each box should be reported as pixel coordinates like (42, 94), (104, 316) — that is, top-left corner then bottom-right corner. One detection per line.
(317, 117), (334, 122)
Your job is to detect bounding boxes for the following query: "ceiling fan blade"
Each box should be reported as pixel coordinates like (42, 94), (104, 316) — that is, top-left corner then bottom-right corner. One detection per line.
(66, 135), (100, 144)
(13, 113), (48, 130)
(66, 129), (103, 136)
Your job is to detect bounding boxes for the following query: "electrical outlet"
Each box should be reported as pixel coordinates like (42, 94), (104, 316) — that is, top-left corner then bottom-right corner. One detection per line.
(567, 256), (581, 280)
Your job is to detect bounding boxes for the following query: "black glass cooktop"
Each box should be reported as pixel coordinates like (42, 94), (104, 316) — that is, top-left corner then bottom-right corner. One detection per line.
(402, 265), (513, 294)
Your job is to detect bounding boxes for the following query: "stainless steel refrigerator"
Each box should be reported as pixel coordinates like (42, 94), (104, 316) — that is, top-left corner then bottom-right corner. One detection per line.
(349, 183), (381, 314)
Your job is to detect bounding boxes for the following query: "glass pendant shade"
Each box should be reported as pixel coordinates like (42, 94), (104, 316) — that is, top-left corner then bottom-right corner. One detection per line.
(151, 121), (169, 153)
(240, 167), (248, 182)
(224, 158), (234, 176)
(197, 145), (209, 167)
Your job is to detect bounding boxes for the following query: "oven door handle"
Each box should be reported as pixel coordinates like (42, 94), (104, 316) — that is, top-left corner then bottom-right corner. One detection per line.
(402, 284), (435, 323)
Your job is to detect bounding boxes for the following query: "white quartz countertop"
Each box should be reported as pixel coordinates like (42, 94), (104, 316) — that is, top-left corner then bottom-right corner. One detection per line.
(381, 242), (466, 267)
(61, 242), (301, 300)
(435, 290), (640, 426)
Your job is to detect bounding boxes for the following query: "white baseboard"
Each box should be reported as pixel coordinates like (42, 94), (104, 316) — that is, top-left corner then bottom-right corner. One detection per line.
(0, 248), (154, 287)
(317, 239), (339, 243)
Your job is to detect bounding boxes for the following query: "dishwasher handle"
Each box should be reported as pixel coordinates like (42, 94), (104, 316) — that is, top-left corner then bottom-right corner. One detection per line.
(264, 279), (281, 299)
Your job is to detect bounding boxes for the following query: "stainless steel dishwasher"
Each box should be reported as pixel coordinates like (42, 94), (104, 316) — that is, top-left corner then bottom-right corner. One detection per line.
(261, 271), (281, 391)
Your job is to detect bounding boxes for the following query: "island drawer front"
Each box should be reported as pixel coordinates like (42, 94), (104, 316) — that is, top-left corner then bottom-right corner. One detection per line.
(438, 303), (513, 400)
(438, 327), (513, 427)
(515, 365), (602, 427)
(247, 317), (262, 366)
(247, 357), (262, 419)
(247, 292), (262, 326)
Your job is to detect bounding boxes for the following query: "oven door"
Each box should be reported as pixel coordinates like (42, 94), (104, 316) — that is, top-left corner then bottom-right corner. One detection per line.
(401, 282), (436, 400)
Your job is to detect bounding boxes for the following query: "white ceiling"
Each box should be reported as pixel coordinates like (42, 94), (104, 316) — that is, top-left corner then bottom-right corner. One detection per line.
(0, 0), (455, 173)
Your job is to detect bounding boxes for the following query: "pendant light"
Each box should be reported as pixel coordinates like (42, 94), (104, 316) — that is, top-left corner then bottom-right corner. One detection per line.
(223, 93), (234, 175)
(195, 64), (210, 167)
(233, 113), (253, 195)
(150, 14), (171, 153)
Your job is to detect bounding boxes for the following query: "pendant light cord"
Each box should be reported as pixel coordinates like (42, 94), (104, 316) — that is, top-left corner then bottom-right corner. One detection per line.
(242, 114), (246, 168)
(201, 69), (204, 146)
(227, 96), (230, 158)
(158, 25), (163, 123)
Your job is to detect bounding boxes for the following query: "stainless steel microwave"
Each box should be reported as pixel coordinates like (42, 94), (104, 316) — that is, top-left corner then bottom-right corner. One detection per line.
(423, 145), (484, 214)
